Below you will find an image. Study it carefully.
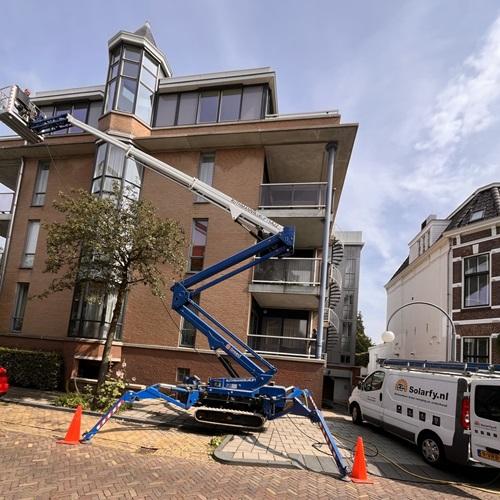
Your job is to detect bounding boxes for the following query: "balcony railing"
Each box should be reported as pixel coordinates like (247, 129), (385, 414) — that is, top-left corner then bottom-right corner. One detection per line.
(253, 257), (321, 286)
(259, 182), (327, 208)
(248, 333), (316, 359)
(0, 192), (13, 214)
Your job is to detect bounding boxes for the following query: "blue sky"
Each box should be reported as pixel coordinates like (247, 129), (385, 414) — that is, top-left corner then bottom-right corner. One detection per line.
(2, 1), (500, 340)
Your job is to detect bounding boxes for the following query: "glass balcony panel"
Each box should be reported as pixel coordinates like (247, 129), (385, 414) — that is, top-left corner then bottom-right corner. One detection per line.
(259, 183), (327, 208)
(253, 258), (319, 285)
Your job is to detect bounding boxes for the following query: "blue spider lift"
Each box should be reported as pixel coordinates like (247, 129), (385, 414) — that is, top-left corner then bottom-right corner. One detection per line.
(0, 86), (349, 478)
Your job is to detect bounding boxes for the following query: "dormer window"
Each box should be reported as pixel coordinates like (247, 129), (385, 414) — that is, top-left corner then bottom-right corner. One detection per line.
(105, 44), (159, 124)
(469, 209), (484, 223)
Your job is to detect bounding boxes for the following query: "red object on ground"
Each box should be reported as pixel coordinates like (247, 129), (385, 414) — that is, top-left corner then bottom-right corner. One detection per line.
(57, 404), (83, 445)
(0, 367), (8, 396)
(351, 436), (373, 483)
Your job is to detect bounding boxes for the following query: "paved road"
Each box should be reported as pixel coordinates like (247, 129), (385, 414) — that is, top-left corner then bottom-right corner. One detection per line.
(0, 401), (499, 499)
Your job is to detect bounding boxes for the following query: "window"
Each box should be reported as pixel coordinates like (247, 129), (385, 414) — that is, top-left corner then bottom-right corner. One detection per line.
(462, 337), (489, 363)
(220, 88), (242, 122)
(177, 92), (198, 125)
(179, 296), (200, 347)
(189, 219), (208, 271)
(176, 367), (190, 383)
(12, 283), (29, 331)
(475, 385), (500, 423)
(344, 259), (356, 289)
(464, 254), (489, 307)
(197, 91), (219, 123)
(39, 101), (102, 133)
(105, 44), (158, 124)
(240, 86), (264, 120)
(342, 293), (354, 320)
(155, 94), (178, 127)
(469, 210), (485, 223)
(91, 143), (143, 201)
(68, 283), (124, 340)
(195, 153), (215, 202)
(363, 371), (385, 391)
(340, 354), (351, 364)
(32, 161), (49, 206)
(153, 85), (266, 127)
(21, 221), (40, 268)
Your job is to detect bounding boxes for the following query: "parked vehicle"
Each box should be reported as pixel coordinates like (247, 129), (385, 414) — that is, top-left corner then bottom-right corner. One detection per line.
(0, 367), (9, 396)
(348, 359), (500, 468)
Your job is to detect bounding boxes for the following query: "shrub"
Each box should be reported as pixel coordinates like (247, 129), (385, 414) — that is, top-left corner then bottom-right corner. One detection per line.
(54, 391), (91, 410)
(0, 347), (63, 390)
(93, 377), (127, 412)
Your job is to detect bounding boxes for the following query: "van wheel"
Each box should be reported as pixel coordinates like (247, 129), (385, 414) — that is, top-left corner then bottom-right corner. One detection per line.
(351, 403), (363, 425)
(418, 432), (445, 466)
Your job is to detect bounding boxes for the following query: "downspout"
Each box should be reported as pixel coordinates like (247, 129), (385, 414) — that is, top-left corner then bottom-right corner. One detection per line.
(0, 156), (24, 291)
(446, 237), (453, 361)
(316, 143), (336, 359)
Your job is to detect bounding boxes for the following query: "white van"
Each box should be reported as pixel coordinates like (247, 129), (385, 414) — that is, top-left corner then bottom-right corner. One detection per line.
(348, 359), (500, 467)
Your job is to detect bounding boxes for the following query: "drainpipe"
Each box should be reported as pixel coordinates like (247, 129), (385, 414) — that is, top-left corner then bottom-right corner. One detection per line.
(0, 157), (24, 292)
(316, 143), (336, 359)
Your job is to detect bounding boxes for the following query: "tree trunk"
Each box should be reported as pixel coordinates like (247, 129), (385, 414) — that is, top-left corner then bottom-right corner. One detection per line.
(93, 284), (126, 409)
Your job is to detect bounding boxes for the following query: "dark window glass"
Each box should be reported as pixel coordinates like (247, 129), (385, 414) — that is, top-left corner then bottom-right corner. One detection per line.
(123, 46), (141, 62)
(87, 101), (102, 127)
(110, 46), (121, 64)
(110, 62), (119, 80)
(106, 80), (117, 112)
(464, 254), (489, 307)
(177, 92), (198, 125)
(240, 86), (263, 120)
(475, 385), (500, 423)
(70, 103), (88, 133)
(363, 371), (385, 391)
(180, 296), (200, 347)
(68, 283), (124, 340)
(155, 94), (178, 127)
(176, 367), (190, 383)
(38, 105), (53, 119)
(135, 84), (154, 124)
(190, 219), (208, 271)
(117, 78), (137, 113)
(219, 89), (241, 122)
(197, 91), (219, 123)
(32, 161), (49, 206)
(463, 337), (489, 363)
(12, 283), (29, 331)
(122, 61), (140, 79)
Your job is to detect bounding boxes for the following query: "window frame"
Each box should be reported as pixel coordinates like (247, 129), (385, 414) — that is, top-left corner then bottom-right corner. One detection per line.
(32, 161), (50, 207)
(463, 253), (490, 308)
(189, 218), (209, 272)
(11, 282), (29, 332)
(176, 367), (191, 383)
(461, 336), (490, 364)
(194, 152), (215, 203)
(21, 220), (40, 269)
(179, 295), (200, 348)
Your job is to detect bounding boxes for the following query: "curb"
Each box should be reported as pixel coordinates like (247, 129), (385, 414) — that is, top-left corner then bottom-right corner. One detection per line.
(213, 434), (299, 470)
(0, 396), (202, 431)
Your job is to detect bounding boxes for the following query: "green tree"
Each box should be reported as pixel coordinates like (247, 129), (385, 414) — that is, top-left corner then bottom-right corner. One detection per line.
(355, 311), (373, 367)
(39, 189), (185, 406)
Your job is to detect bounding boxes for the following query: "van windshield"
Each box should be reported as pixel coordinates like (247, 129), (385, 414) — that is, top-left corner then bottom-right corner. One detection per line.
(475, 385), (500, 423)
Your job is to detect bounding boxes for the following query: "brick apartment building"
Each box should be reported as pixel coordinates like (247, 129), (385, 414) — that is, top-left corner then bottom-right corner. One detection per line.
(0, 23), (357, 398)
(384, 183), (500, 365)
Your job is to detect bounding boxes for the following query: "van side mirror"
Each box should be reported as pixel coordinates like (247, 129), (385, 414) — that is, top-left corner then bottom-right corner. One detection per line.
(357, 382), (363, 390)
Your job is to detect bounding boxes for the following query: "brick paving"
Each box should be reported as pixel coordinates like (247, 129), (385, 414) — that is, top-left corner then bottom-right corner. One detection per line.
(0, 420), (497, 499)
(2, 390), (500, 498)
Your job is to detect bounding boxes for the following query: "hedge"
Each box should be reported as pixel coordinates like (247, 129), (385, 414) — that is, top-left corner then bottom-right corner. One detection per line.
(0, 347), (63, 390)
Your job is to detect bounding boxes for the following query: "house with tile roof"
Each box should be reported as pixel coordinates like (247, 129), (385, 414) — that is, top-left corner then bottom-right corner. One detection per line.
(376, 183), (500, 367)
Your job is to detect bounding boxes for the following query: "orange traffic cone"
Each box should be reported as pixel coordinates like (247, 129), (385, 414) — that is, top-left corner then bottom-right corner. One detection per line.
(350, 436), (373, 483)
(57, 404), (83, 445)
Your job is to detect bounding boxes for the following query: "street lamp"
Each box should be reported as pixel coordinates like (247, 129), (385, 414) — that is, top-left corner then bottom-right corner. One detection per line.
(384, 301), (457, 362)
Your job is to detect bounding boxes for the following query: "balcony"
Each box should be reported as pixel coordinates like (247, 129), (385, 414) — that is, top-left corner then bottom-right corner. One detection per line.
(259, 183), (327, 247)
(248, 333), (316, 359)
(249, 257), (320, 309)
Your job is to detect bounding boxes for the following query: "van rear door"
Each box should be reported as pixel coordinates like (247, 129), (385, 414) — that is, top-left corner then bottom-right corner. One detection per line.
(470, 379), (500, 467)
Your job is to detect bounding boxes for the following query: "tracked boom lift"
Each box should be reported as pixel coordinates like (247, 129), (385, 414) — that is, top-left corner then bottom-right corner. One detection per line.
(0, 86), (349, 477)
